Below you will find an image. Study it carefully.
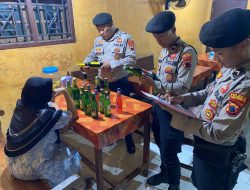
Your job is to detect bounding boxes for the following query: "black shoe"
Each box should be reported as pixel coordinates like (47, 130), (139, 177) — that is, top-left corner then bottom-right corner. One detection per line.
(125, 134), (135, 154)
(146, 173), (169, 186)
(168, 184), (180, 190)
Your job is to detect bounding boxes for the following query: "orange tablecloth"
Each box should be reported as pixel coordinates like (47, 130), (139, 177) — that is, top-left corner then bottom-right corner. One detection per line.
(56, 92), (152, 148)
(198, 53), (222, 72)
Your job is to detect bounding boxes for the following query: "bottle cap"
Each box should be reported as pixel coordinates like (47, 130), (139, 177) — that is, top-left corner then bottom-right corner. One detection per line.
(42, 66), (58, 74)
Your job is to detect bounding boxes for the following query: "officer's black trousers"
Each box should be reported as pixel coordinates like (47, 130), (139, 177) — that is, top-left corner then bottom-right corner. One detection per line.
(152, 104), (184, 185)
(192, 154), (240, 190)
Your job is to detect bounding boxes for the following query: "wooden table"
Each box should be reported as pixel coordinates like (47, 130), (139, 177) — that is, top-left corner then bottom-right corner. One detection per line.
(198, 53), (222, 72)
(191, 65), (212, 88)
(56, 91), (152, 190)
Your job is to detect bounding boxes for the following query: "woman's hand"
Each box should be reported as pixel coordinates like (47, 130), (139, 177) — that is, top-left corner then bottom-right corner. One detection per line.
(51, 87), (67, 102)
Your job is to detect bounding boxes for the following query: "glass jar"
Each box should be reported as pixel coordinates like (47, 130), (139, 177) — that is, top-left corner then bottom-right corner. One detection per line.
(208, 51), (215, 60)
(42, 66), (60, 89)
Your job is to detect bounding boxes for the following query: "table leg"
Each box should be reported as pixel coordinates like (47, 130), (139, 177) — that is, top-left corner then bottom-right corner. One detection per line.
(142, 122), (150, 177)
(95, 147), (104, 190)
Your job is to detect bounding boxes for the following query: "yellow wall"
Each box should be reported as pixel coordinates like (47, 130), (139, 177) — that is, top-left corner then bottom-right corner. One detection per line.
(0, 0), (212, 87)
(248, 0), (250, 8)
(0, 0), (212, 131)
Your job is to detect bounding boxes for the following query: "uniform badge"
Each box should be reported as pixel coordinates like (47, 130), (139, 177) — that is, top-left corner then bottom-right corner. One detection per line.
(114, 53), (120, 60)
(183, 61), (192, 68)
(127, 39), (135, 50)
(208, 99), (217, 110)
(165, 66), (174, 74)
(166, 74), (174, 82)
(216, 71), (223, 79)
(95, 47), (102, 53)
(220, 83), (230, 94)
(117, 37), (122, 43)
(230, 93), (248, 106)
(226, 101), (240, 117)
(205, 109), (215, 121)
(182, 52), (192, 68)
(170, 53), (176, 60)
(114, 47), (120, 53)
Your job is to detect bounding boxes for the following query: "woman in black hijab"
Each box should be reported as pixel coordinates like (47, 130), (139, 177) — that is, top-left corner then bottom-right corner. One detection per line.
(4, 77), (80, 187)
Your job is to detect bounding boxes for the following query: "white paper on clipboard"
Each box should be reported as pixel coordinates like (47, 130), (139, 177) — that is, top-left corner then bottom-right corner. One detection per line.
(141, 91), (204, 121)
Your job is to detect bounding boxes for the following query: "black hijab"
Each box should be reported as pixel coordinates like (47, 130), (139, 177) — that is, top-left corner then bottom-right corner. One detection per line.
(5, 77), (62, 157)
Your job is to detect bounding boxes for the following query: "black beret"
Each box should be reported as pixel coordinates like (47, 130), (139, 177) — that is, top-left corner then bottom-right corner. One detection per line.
(145, 11), (176, 34)
(199, 8), (250, 48)
(93, 13), (112, 26)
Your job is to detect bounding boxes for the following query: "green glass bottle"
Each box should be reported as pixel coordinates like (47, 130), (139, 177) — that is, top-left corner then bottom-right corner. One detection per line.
(87, 85), (92, 100)
(124, 66), (160, 81)
(91, 93), (98, 119)
(103, 78), (109, 94)
(72, 78), (80, 109)
(66, 80), (73, 97)
(77, 62), (103, 67)
(82, 72), (88, 90)
(80, 87), (85, 111)
(84, 90), (91, 116)
(142, 69), (160, 81)
(99, 88), (105, 114)
(104, 91), (111, 117)
(124, 66), (142, 77)
(95, 76), (101, 92)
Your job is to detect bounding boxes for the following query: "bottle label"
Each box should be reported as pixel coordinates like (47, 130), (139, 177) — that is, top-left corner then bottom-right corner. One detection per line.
(72, 93), (80, 100)
(91, 108), (98, 116)
(85, 104), (91, 114)
(107, 105), (111, 114)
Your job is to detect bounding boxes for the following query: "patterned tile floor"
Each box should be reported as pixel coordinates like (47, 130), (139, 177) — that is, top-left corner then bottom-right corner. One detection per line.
(72, 133), (250, 190)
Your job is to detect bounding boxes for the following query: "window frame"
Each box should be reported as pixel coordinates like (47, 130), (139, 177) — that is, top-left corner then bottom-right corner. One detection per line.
(0, 0), (75, 50)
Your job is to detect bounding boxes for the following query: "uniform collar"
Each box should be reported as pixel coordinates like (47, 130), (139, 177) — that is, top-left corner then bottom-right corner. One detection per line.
(105, 28), (119, 42)
(230, 60), (250, 79)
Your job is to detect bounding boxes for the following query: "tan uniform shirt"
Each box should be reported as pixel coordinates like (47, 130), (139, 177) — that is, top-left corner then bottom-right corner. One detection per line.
(171, 61), (250, 145)
(84, 30), (136, 82)
(154, 41), (198, 95)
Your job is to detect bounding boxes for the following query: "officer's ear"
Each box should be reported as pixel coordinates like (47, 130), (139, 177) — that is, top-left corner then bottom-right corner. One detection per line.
(108, 21), (113, 27)
(171, 25), (176, 34)
(239, 37), (250, 49)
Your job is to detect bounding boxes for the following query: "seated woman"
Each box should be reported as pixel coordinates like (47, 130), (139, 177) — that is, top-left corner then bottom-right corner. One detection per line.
(4, 77), (81, 188)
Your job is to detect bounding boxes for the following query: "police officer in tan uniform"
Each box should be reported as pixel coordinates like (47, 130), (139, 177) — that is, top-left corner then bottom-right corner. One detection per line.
(157, 8), (250, 190)
(83, 13), (136, 153)
(141, 11), (198, 190)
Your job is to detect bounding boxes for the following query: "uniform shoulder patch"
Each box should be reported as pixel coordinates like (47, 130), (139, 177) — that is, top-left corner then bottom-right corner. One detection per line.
(182, 52), (192, 68)
(230, 92), (248, 106)
(226, 101), (240, 117)
(225, 93), (248, 117)
(127, 39), (135, 50)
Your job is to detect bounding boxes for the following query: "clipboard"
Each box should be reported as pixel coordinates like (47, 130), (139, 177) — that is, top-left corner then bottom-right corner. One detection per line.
(141, 91), (204, 121)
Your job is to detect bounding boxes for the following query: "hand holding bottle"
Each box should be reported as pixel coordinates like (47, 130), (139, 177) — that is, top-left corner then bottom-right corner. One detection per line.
(101, 61), (112, 72)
